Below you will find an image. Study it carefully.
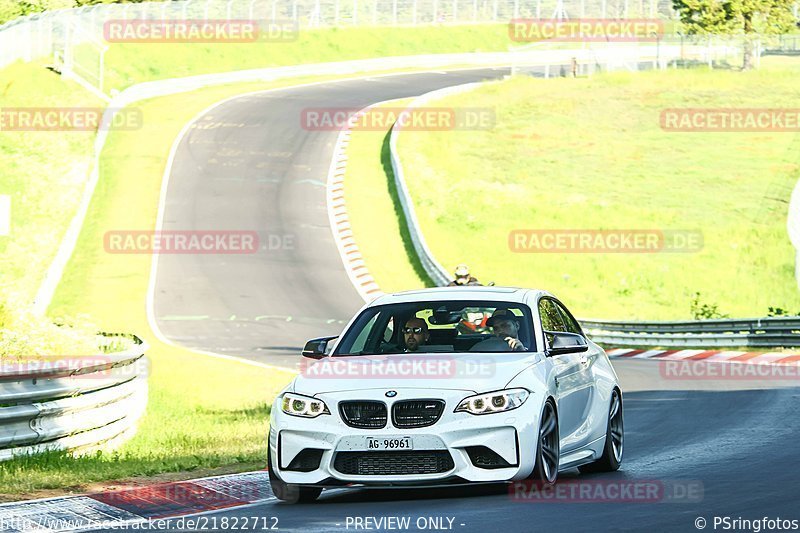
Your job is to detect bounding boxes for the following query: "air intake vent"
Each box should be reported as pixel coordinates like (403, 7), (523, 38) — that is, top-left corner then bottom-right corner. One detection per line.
(285, 449), (324, 472)
(465, 446), (515, 469)
(334, 451), (454, 475)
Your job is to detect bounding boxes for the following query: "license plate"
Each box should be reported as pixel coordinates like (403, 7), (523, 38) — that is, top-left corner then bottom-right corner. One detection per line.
(366, 437), (413, 450)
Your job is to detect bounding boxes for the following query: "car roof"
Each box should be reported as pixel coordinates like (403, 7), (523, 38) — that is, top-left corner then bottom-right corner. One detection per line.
(369, 286), (549, 306)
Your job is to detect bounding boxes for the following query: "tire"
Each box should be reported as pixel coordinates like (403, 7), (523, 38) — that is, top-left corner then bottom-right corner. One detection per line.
(579, 388), (623, 474)
(268, 446), (322, 503)
(527, 399), (559, 486)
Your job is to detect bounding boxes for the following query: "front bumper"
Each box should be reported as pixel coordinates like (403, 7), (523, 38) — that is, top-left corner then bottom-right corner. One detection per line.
(269, 388), (542, 486)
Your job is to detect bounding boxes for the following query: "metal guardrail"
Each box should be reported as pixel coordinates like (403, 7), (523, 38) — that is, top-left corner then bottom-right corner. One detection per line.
(584, 331), (800, 348)
(580, 316), (800, 334)
(389, 78), (800, 350)
(0, 334), (149, 461)
(581, 317), (800, 348)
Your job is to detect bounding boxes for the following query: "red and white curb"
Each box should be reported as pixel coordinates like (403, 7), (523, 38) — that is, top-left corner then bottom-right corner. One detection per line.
(607, 348), (800, 366)
(0, 471), (272, 531)
(326, 102), (409, 304)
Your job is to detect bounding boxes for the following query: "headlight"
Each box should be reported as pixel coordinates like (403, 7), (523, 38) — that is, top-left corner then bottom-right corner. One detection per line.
(455, 388), (529, 415)
(281, 392), (330, 418)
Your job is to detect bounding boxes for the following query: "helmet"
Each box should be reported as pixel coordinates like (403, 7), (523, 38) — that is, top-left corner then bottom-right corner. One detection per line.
(454, 264), (470, 277)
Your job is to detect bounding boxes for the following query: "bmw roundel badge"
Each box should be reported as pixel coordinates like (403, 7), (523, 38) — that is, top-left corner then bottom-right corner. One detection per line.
(385, 390), (397, 397)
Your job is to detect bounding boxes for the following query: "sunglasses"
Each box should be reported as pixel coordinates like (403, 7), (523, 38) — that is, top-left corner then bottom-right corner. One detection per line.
(403, 327), (424, 334)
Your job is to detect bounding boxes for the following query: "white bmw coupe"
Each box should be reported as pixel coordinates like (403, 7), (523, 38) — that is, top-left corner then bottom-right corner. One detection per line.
(269, 287), (623, 502)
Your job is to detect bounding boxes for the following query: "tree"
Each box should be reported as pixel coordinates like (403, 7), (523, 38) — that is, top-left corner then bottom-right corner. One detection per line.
(672, 0), (797, 70)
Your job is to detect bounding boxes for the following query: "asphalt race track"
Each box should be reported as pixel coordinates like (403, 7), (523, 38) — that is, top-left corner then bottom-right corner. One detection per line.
(152, 68), (511, 368)
(85, 360), (800, 533)
(140, 68), (800, 532)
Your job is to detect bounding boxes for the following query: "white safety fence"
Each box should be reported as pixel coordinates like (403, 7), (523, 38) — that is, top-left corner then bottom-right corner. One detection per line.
(0, 334), (149, 461)
(0, 0), (679, 73)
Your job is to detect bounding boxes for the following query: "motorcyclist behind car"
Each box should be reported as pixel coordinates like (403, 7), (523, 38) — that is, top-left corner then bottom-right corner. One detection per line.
(403, 317), (430, 352)
(448, 264), (481, 286)
(470, 308), (526, 352)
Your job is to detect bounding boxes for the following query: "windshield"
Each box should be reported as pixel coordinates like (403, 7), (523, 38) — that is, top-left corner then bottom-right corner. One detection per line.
(333, 300), (535, 355)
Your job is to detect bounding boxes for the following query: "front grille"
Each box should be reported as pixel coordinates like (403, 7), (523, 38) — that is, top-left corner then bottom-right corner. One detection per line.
(334, 451), (454, 476)
(339, 401), (387, 429)
(392, 400), (445, 428)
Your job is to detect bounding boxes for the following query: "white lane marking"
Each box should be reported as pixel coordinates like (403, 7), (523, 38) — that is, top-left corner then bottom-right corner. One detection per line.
(630, 349), (666, 359)
(606, 348), (637, 357)
(657, 349), (707, 360)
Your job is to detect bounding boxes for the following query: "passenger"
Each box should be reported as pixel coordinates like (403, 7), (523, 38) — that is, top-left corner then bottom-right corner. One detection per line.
(403, 317), (430, 352)
(471, 309), (526, 352)
(448, 264), (481, 286)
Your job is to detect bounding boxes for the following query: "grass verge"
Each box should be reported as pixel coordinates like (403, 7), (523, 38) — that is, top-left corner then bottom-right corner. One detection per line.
(0, 62), (102, 303)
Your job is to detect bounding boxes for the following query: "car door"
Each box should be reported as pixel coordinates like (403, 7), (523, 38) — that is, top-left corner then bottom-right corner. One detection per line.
(539, 297), (586, 453)
(552, 298), (599, 450)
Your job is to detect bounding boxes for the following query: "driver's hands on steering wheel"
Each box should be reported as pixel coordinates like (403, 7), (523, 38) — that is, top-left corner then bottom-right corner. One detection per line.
(505, 337), (526, 351)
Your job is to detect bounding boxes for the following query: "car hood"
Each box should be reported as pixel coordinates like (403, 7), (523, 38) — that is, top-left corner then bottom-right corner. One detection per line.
(293, 351), (545, 395)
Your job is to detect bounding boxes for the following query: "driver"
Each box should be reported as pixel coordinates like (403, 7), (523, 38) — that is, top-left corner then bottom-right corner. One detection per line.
(402, 317), (430, 352)
(470, 309), (526, 352)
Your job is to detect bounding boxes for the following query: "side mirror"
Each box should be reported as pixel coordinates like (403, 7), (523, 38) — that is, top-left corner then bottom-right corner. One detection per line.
(546, 331), (589, 356)
(302, 336), (338, 359)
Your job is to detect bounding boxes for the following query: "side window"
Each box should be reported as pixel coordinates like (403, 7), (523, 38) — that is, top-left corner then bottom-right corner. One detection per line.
(554, 301), (583, 336)
(383, 317), (394, 342)
(539, 299), (567, 333)
(349, 313), (379, 354)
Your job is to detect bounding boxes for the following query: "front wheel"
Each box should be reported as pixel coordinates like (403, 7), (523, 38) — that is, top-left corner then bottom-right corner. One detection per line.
(579, 388), (623, 473)
(528, 399), (559, 485)
(268, 447), (322, 503)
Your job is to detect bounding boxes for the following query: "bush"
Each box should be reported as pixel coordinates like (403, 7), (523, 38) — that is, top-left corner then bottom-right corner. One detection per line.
(690, 292), (729, 320)
(767, 306), (800, 317)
